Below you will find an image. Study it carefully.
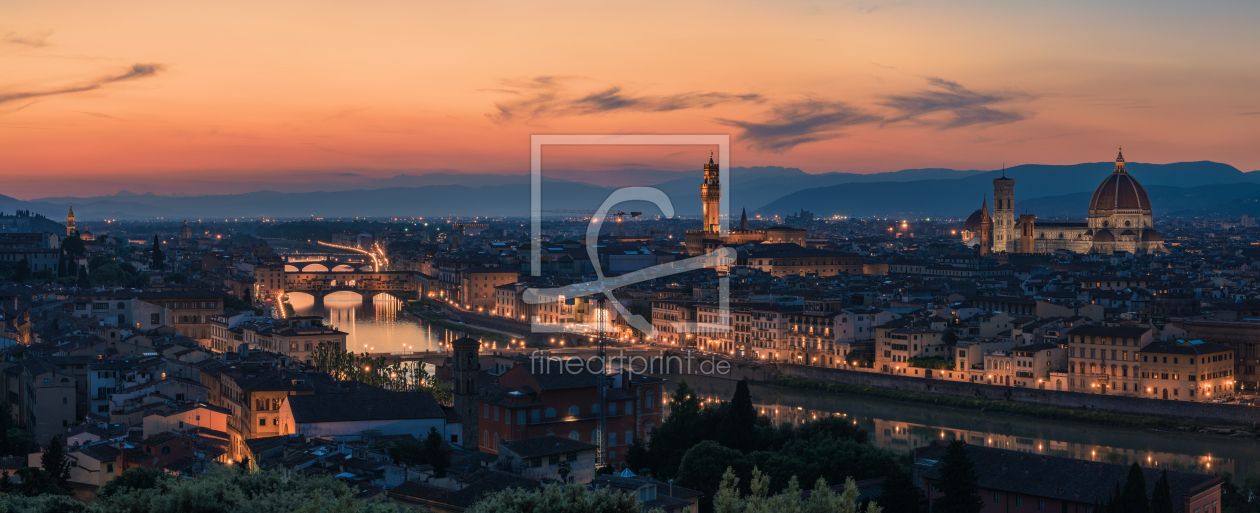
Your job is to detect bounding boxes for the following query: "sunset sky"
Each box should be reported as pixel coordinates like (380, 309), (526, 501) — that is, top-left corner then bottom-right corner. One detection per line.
(2, 0), (1258, 198)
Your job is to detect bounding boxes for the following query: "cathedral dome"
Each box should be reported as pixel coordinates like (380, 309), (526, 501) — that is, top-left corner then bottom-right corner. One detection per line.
(1093, 230), (1115, 242)
(1088, 150), (1151, 215)
(1141, 230), (1163, 242)
(963, 209), (985, 231)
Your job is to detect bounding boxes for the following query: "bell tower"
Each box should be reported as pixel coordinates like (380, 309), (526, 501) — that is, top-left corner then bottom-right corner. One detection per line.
(451, 336), (480, 451)
(701, 153), (721, 234)
(66, 205), (76, 237)
(993, 172), (1015, 253)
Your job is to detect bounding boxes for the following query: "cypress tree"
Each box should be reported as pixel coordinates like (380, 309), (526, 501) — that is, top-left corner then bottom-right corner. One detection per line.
(151, 235), (165, 272)
(1116, 463), (1150, 513)
(933, 439), (984, 513)
(77, 265), (90, 288)
(878, 468), (922, 513)
(41, 436), (71, 488)
(1150, 470), (1174, 513)
(717, 379), (758, 452)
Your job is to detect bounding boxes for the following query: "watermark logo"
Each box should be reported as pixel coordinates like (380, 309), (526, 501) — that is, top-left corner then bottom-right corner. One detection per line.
(524, 135), (735, 337)
(529, 349), (732, 377)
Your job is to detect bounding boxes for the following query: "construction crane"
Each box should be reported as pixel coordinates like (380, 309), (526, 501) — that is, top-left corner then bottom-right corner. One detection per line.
(538, 210), (642, 237)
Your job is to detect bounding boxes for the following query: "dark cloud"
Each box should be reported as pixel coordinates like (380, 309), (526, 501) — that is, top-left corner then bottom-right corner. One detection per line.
(717, 100), (881, 152)
(3, 30), (52, 47)
(879, 77), (1034, 129)
(488, 76), (762, 123)
(0, 63), (165, 107)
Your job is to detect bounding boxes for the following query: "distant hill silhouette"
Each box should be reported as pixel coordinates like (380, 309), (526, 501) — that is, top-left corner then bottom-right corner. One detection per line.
(7, 161), (1260, 220)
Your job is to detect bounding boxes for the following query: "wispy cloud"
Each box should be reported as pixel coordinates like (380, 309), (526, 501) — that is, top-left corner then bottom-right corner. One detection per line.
(717, 100), (881, 152)
(3, 30), (52, 47)
(880, 77), (1034, 129)
(487, 76), (763, 123)
(0, 63), (165, 108)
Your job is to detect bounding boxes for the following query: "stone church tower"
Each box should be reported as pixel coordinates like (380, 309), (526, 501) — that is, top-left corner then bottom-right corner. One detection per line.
(992, 174), (1015, 253)
(451, 336), (480, 451)
(66, 205), (76, 237)
(701, 154), (721, 233)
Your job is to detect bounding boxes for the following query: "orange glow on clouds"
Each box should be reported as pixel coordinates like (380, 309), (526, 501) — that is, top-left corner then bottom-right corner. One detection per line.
(1, 0), (1258, 197)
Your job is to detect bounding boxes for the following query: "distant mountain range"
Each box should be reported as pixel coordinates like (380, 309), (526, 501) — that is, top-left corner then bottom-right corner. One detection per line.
(7, 161), (1260, 221)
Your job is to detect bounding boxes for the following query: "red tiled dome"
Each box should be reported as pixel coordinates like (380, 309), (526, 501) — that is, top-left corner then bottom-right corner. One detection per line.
(963, 209), (985, 231)
(1141, 230), (1163, 242)
(1092, 230), (1115, 242)
(1089, 150), (1151, 214)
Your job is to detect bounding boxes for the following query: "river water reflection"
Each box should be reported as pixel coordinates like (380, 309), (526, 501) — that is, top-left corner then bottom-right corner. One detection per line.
(287, 292), (448, 354)
(669, 375), (1259, 477)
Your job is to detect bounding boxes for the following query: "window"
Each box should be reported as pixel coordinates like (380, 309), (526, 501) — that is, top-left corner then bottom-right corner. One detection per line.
(532, 409), (541, 422)
(260, 418), (266, 427)
(568, 405), (579, 416)
(645, 391), (654, 408)
(625, 401), (633, 414)
(1017, 495), (1022, 507)
(484, 404), (489, 418)
(545, 408), (556, 418)
(609, 432), (617, 446)
(567, 452), (576, 462)
(995, 492), (1001, 504)
(1039, 498), (1045, 510)
(161, 446), (171, 455)
(549, 455), (559, 465)
(608, 403), (617, 416)
(518, 411), (526, 424)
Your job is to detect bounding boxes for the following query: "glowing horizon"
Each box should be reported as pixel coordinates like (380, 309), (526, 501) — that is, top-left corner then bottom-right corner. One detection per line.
(2, 0), (1258, 199)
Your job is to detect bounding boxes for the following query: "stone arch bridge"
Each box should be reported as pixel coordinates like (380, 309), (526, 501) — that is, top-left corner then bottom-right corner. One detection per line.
(284, 270), (425, 302)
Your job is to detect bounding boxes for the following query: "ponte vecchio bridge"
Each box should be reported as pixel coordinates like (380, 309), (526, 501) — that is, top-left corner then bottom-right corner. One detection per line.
(279, 259), (426, 303)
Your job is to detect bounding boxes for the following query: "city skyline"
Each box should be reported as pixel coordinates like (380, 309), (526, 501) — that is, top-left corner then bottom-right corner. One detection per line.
(3, 0), (1260, 198)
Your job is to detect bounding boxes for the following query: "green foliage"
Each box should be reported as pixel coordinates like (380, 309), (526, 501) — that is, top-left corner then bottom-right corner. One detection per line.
(223, 296), (262, 315)
(99, 466), (172, 498)
(61, 236), (86, 257)
(932, 440), (983, 513)
(1149, 470), (1174, 513)
(942, 328), (959, 347)
(718, 380), (759, 453)
(677, 441), (752, 502)
(1109, 463), (1150, 513)
(772, 376), (1191, 429)
(166, 273), (188, 284)
(422, 427), (451, 476)
(311, 341), (453, 404)
(711, 466), (883, 513)
(7, 427), (38, 457)
(150, 235), (165, 272)
(41, 436), (72, 489)
(0, 492), (85, 512)
(1220, 469), (1260, 513)
(6, 259), (33, 283)
(93, 466), (400, 513)
(464, 483), (662, 513)
(15, 467), (69, 497)
(877, 469), (921, 513)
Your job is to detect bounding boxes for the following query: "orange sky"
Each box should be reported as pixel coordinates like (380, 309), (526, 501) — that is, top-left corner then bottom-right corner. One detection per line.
(1, 0), (1258, 198)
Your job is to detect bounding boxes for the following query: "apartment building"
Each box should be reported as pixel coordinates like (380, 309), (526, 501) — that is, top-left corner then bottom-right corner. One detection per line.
(1138, 339), (1236, 401)
(1065, 325), (1153, 395)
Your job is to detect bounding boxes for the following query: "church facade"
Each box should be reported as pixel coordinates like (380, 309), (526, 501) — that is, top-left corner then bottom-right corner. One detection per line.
(963, 150), (1166, 255)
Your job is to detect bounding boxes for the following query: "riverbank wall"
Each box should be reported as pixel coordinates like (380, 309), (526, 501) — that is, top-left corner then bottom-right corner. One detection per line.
(769, 363), (1260, 427)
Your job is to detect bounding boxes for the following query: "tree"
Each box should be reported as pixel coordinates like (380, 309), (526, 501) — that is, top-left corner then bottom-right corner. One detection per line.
(933, 440), (983, 513)
(422, 427), (451, 476)
(943, 328), (959, 347)
(1150, 470), (1174, 513)
(151, 235), (165, 272)
(557, 461), (572, 483)
(15, 466), (68, 497)
(99, 466), (171, 498)
(710, 466), (883, 513)
(647, 380), (706, 478)
(464, 483), (661, 513)
(676, 440), (752, 505)
(11, 259), (31, 282)
(62, 236), (86, 257)
(1111, 463), (1150, 513)
(0, 470), (11, 494)
(167, 273), (188, 284)
(40, 436), (72, 488)
(77, 265), (89, 288)
(878, 468), (921, 513)
(94, 467), (399, 513)
(718, 380), (759, 453)
(0, 493), (83, 512)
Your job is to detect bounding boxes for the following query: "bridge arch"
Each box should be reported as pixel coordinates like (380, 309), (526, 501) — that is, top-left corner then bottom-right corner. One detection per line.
(331, 264), (358, 272)
(300, 263), (331, 272)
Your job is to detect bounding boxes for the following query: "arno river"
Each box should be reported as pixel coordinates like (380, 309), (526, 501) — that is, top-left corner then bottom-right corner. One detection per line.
(670, 375), (1260, 477)
(284, 294), (1258, 478)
